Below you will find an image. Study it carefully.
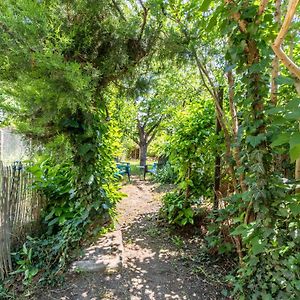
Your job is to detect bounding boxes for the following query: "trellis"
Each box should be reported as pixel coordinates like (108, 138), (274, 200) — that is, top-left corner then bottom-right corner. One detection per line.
(0, 161), (44, 279)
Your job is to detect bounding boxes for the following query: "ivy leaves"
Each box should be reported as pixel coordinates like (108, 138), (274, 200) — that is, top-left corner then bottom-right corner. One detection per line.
(271, 98), (300, 162)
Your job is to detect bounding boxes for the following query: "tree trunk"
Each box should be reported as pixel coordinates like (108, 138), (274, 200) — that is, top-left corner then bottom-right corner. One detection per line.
(296, 154), (300, 192)
(296, 121), (300, 193)
(270, 0), (282, 105)
(214, 88), (223, 210)
(139, 140), (148, 167)
(227, 71), (247, 193)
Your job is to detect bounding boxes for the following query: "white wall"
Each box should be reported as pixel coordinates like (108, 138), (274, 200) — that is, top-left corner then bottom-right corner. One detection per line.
(0, 128), (29, 165)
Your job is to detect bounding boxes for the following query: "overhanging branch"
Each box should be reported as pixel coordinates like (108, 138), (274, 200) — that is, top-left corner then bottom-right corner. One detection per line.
(272, 0), (300, 80)
(138, 0), (148, 41)
(111, 0), (127, 21)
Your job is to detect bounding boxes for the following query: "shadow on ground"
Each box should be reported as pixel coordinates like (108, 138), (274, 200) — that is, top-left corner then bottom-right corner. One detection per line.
(34, 178), (230, 300)
(36, 213), (227, 300)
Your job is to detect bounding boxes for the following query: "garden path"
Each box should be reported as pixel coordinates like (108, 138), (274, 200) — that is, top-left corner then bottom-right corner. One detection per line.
(36, 177), (226, 300)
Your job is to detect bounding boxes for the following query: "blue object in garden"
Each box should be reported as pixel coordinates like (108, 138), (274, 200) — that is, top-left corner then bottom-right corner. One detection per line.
(115, 162), (131, 181)
(144, 162), (157, 180)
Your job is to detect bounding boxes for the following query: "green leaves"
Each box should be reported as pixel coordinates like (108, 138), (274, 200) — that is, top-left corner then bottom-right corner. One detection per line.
(160, 192), (198, 226)
(272, 132), (300, 162)
(246, 134), (266, 147)
(289, 202), (300, 217)
(290, 145), (300, 162)
(286, 110), (300, 121)
(231, 224), (248, 237)
(78, 143), (94, 156)
(275, 75), (295, 86)
(271, 133), (290, 147)
(200, 0), (213, 12)
(250, 236), (266, 256)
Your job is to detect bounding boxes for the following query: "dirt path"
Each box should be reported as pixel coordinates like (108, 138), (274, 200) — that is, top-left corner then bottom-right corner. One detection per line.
(35, 177), (227, 300)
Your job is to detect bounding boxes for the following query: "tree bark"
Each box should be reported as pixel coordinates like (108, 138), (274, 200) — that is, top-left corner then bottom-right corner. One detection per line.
(191, 47), (238, 190)
(137, 118), (161, 167)
(296, 155), (300, 193)
(296, 121), (300, 193)
(214, 88), (223, 210)
(270, 0), (281, 105)
(227, 71), (247, 193)
(272, 0), (300, 79)
(139, 139), (148, 166)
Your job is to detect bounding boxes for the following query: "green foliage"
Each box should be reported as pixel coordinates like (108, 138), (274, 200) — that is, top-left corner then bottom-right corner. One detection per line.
(1, 0), (300, 298)
(0, 284), (13, 300)
(270, 97), (300, 162)
(160, 192), (202, 226)
(216, 1), (300, 298)
(0, 0), (157, 288)
(228, 194), (300, 299)
(11, 127), (121, 285)
(163, 100), (216, 199)
(155, 162), (177, 184)
(12, 218), (88, 286)
(0, 0), (130, 286)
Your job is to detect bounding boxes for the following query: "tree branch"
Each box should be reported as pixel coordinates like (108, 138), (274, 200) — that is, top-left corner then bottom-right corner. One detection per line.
(192, 48), (217, 100)
(228, 71), (247, 192)
(147, 128), (159, 144)
(146, 117), (162, 137)
(227, 71), (238, 137)
(0, 21), (36, 52)
(258, 0), (269, 15)
(111, 0), (127, 21)
(272, 0), (300, 80)
(131, 135), (139, 145)
(138, 0), (148, 41)
(142, 103), (152, 128)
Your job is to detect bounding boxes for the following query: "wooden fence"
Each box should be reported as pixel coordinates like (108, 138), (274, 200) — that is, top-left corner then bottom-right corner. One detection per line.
(0, 161), (45, 280)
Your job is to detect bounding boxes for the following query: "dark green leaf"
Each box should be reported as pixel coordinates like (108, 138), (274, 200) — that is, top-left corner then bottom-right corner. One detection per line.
(286, 98), (300, 110)
(48, 217), (59, 227)
(271, 133), (290, 147)
(290, 145), (300, 162)
(289, 203), (300, 216)
(231, 224), (247, 236)
(250, 236), (266, 255)
(246, 134), (266, 147)
(78, 143), (93, 155)
(290, 132), (300, 148)
(275, 75), (294, 85)
(285, 110), (300, 120)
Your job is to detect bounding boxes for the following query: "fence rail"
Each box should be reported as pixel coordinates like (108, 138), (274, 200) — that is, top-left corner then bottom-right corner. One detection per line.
(0, 161), (44, 280)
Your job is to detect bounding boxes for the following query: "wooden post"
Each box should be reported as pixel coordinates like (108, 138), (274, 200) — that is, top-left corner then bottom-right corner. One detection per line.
(213, 87), (224, 210)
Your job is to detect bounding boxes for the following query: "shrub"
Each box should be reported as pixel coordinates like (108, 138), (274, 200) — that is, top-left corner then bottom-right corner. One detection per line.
(160, 191), (202, 226)
(155, 162), (177, 184)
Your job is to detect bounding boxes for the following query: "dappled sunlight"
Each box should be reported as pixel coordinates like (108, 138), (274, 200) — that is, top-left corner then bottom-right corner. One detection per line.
(117, 211), (223, 300)
(33, 177), (225, 300)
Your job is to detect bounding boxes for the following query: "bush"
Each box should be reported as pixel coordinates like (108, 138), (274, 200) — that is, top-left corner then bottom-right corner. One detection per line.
(10, 148), (120, 287)
(155, 162), (177, 184)
(160, 191), (202, 226)
(229, 192), (300, 299)
(160, 101), (216, 201)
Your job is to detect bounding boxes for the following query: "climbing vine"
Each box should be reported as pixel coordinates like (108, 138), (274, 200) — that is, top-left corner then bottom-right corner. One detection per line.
(1, 0), (300, 298)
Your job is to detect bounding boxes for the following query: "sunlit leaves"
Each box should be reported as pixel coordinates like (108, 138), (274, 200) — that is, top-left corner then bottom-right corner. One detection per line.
(272, 132), (300, 162)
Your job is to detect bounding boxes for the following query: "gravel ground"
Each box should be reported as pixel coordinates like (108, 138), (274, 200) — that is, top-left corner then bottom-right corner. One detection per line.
(32, 177), (230, 300)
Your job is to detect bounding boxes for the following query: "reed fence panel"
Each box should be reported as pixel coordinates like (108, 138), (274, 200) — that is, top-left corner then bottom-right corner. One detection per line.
(0, 161), (45, 280)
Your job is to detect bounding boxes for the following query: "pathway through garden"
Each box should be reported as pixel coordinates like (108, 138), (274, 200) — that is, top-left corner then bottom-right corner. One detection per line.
(36, 177), (228, 300)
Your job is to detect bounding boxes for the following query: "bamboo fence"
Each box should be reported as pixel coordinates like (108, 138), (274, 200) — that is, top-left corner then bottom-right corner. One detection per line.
(0, 161), (45, 280)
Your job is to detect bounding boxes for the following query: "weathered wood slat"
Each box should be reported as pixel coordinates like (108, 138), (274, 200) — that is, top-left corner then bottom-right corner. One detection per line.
(0, 161), (45, 279)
